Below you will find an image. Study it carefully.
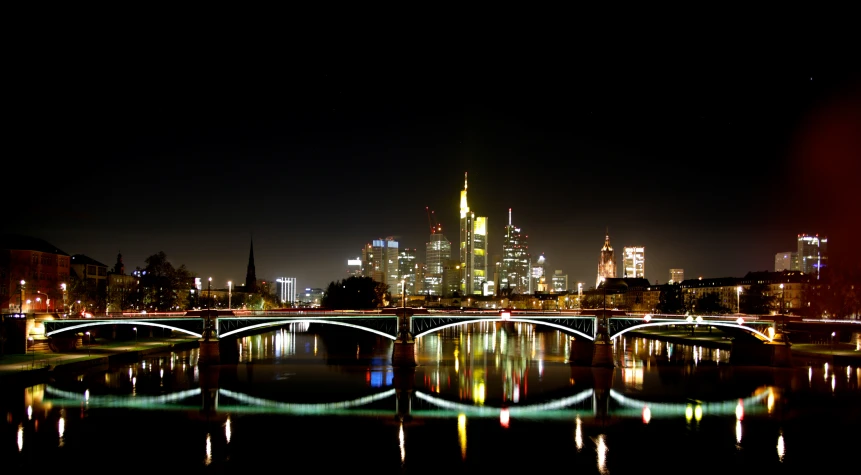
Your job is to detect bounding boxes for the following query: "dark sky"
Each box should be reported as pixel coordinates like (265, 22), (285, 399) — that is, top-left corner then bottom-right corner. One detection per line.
(7, 54), (860, 291)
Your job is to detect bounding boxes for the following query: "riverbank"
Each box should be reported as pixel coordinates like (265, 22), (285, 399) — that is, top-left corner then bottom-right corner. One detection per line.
(626, 327), (861, 364)
(0, 337), (200, 387)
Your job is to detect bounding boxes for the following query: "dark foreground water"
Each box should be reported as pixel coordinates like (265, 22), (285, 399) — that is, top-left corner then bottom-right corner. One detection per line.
(3, 321), (860, 474)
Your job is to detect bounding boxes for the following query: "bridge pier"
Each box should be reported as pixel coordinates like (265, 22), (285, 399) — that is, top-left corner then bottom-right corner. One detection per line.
(392, 310), (417, 367)
(569, 338), (594, 365)
(393, 366), (415, 421)
(198, 310), (220, 366)
(592, 326), (615, 368)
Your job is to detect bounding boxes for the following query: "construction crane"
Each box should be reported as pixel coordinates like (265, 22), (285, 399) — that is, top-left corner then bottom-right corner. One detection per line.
(425, 206), (437, 234)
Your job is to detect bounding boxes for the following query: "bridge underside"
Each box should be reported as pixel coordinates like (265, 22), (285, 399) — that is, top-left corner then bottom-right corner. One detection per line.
(44, 319), (206, 338)
(217, 317), (399, 339)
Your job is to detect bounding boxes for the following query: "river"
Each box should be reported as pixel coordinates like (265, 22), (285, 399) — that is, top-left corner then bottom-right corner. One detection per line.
(3, 321), (860, 473)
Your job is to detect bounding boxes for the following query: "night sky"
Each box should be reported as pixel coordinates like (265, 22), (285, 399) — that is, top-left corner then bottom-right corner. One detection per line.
(8, 58), (860, 291)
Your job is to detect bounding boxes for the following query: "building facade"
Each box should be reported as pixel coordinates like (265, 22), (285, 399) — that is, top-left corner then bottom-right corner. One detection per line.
(622, 246), (645, 278)
(797, 234), (827, 277)
(1, 234), (71, 313)
(774, 252), (797, 272)
(551, 270), (568, 293)
(424, 233), (451, 296)
(459, 173), (488, 295)
(362, 237), (400, 292)
(669, 268), (684, 284)
(501, 208), (530, 294)
(397, 248), (417, 296)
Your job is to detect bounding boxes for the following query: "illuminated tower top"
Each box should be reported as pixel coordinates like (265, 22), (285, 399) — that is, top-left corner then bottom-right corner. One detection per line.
(460, 172), (470, 219)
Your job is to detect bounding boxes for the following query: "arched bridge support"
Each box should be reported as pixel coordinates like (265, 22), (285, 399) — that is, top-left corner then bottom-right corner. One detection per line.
(392, 309), (416, 367)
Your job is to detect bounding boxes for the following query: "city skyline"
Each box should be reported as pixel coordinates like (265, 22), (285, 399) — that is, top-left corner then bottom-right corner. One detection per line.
(7, 65), (859, 290)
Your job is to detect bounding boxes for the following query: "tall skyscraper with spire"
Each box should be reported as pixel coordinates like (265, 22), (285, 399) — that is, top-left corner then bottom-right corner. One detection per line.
(597, 229), (616, 288)
(501, 208), (530, 294)
(459, 172), (488, 295)
(245, 237), (258, 293)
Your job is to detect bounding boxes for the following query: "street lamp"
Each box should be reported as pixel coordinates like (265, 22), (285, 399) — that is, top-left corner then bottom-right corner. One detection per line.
(228, 281), (232, 310)
(61, 283), (67, 314)
(85, 331), (91, 356)
(207, 277), (212, 310)
(578, 283), (583, 309)
(736, 286), (742, 314)
(19, 280), (25, 314)
(401, 279), (406, 311)
(133, 327), (137, 342)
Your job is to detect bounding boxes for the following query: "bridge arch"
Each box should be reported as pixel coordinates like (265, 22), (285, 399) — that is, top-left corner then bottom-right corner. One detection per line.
(218, 319), (397, 340)
(45, 321), (203, 338)
(412, 318), (594, 341)
(610, 321), (772, 342)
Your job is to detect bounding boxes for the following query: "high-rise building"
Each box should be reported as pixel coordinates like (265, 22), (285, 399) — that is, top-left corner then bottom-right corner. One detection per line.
(276, 277), (297, 304)
(501, 208), (530, 294)
(424, 232), (451, 296)
(398, 248), (417, 295)
(623, 246), (645, 278)
(669, 268), (684, 284)
(362, 237), (400, 292)
(597, 230), (616, 288)
(774, 252), (797, 272)
(551, 270), (568, 293)
(347, 257), (363, 276)
(797, 234), (827, 278)
(459, 173), (488, 295)
(530, 253), (546, 293)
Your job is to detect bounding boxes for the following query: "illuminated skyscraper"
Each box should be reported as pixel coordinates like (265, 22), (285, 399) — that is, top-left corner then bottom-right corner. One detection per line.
(669, 268), (684, 284)
(459, 173), (488, 295)
(398, 248), (417, 295)
(501, 208), (530, 294)
(424, 231), (451, 296)
(797, 234), (827, 278)
(362, 237), (400, 292)
(623, 246), (645, 278)
(597, 230), (616, 288)
(774, 252), (797, 272)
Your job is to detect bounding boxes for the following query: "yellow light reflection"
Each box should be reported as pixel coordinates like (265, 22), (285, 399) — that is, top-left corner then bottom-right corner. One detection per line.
(777, 431), (785, 462)
(224, 415), (231, 444)
(454, 348), (460, 373)
(17, 424), (23, 452)
(694, 405), (703, 422)
(767, 392), (775, 414)
(575, 416), (583, 451)
(685, 405), (693, 422)
(205, 433), (212, 466)
(596, 434), (609, 475)
(399, 421), (405, 463)
(457, 414), (467, 460)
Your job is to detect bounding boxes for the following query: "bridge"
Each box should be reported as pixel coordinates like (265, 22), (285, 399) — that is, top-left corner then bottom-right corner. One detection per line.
(39, 309), (805, 366)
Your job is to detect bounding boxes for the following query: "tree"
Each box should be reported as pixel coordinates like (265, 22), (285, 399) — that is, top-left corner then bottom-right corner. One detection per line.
(740, 282), (774, 315)
(694, 292), (731, 315)
(580, 293), (605, 309)
(656, 284), (685, 314)
(141, 252), (197, 311)
(322, 276), (386, 309)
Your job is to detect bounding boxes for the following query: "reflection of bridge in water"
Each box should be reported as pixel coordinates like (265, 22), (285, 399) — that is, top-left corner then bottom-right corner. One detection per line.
(41, 383), (772, 420)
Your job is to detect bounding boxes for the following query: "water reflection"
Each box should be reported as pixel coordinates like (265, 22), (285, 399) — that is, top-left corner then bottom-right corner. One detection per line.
(4, 322), (861, 472)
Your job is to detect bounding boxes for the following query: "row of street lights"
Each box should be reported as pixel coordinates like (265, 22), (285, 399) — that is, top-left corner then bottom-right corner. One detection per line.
(16, 280), (70, 314)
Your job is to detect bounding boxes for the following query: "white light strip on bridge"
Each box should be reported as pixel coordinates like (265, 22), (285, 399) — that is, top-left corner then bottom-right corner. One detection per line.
(44, 386), (202, 405)
(414, 389), (594, 416)
(610, 321), (772, 341)
(609, 388), (771, 417)
(218, 319), (397, 339)
(217, 388), (397, 413)
(412, 318), (595, 340)
(45, 321), (202, 338)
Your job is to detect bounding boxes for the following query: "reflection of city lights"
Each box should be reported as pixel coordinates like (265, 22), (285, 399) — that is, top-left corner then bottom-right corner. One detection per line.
(777, 431), (785, 462)
(596, 434), (609, 475)
(85, 390), (90, 402)
(767, 392), (775, 413)
(205, 433), (212, 465)
(808, 367), (812, 385)
(224, 416), (231, 444)
(831, 374), (835, 392)
(736, 420), (743, 445)
(642, 406), (651, 424)
(685, 405), (693, 422)
(58, 416), (65, 439)
(128, 368), (132, 378)
(735, 400), (744, 420)
(575, 416), (583, 451)
(695, 405), (703, 422)
(17, 424), (23, 452)
(399, 421), (405, 463)
(27, 405), (32, 420)
(500, 408), (510, 428)
(457, 414), (467, 460)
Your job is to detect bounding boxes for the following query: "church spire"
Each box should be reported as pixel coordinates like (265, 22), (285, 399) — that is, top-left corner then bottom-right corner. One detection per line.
(245, 236), (258, 293)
